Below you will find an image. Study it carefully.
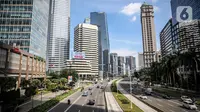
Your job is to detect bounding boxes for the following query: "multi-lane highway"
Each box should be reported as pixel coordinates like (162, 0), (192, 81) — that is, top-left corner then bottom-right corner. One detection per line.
(119, 79), (200, 112)
(48, 81), (107, 112)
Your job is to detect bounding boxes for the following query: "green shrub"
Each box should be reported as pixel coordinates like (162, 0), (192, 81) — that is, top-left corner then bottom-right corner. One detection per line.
(25, 87), (37, 97)
(196, 100), (200, 105)
(28, 88), (80, 112)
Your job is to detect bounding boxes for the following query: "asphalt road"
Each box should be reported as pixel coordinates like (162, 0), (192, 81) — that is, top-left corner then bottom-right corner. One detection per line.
(119, 79), (200, 112)
(48, 81), (107, 112)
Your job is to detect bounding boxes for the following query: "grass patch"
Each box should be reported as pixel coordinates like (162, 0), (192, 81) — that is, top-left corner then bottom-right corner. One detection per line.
(111, 80), (143, 112)
(196, 100), (200, 105)
(28, 88), (80, 112)
(153, 87), (196, 98)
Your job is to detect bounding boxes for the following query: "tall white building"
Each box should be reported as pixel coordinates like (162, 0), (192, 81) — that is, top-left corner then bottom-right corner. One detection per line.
(74, 23), (99, 77)
(110, 53), (118, 76)
(47, 0), (70, 72)
(140, 2), (157, 68)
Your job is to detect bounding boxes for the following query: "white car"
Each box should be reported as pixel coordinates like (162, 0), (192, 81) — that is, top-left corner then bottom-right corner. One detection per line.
(181, 96), (192, 102)
(183, 101), (197, 110)
(82, 91), (88, 96)
(139, 95), (147, 100)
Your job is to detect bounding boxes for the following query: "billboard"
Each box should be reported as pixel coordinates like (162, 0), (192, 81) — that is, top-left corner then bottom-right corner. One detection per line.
(68, 76), (73, 83)
(73, 52), (85, 59)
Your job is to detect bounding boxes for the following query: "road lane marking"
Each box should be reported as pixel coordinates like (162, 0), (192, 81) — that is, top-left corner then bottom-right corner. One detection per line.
(167, 103), (174, 107)
(78, 110), (80, 112)
(169, 110), (175, 112)
(48, 90), (80, 112)
(82, 104), (84, 106)
(93, 110), (94, 112)
(64, 95), (82, 112)
(157, 104), (163, 107)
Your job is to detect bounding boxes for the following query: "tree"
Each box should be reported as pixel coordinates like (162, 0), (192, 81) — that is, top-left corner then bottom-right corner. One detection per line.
(49, 72), (59, 79)
(43, 79), (51, 88)
(31, 79), (41, 88)
(60, 78), (67, 86)
(51, 79), (60, 84)
(60, 69), (79, 82)
(0, 77), (16, 92)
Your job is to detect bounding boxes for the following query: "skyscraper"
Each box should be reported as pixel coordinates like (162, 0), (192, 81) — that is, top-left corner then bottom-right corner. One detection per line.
(138, 52), (144, 69)
(74, 23), (99, 77)
(47, 0), (70, 72)
(110, 53), (118, 76)
(90, 12), (110, 74)
(171, 0), (200, 25)
(0, 0), (49, 59)
(160, 19), (173, 57)
(118, 56), (125, 75)
(125, 56), (136, 73)
(140, 2), (157, 68)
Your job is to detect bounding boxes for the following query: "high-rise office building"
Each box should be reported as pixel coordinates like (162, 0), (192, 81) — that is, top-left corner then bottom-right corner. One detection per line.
(125, 56), (136, 73)
(0, 0), (49, 59)
(140, 2), (157, 68)
(74, 23), (99, 77)
(47, 0), (70, 72)
(118, 56), (125, 75)
(90, 12), (110, 74)
(138, 52), (144, 69)
(171, 0), (200, 25)
(110, 53), (118, 76)
(160, 19), (174, 57)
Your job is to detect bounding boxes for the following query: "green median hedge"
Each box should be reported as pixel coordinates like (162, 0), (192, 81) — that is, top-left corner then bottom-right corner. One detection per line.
(28, 88), (80, 112)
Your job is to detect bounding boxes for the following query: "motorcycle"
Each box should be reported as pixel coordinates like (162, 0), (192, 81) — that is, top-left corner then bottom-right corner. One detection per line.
(68, 99), (71, 105)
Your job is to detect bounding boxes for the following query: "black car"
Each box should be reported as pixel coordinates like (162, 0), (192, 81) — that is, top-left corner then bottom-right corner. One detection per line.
(88, 88), (92, 90)
(97, 85), (99, 88)
(162, 95), (171, 99)
(87, 100), (95, 105)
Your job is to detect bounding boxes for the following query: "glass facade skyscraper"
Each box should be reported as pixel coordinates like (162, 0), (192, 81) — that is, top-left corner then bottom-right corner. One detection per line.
(47, 0), (70, 72)
(90, 12), (110, 74)
(171, 0), (200, 24)
(0, 0), (49, 59)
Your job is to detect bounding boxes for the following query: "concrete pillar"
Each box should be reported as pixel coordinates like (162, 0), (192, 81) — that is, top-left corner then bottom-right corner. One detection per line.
(25, 56), (29, 80)
(31, 57), (34, 79)
(17, 53), (23, 89)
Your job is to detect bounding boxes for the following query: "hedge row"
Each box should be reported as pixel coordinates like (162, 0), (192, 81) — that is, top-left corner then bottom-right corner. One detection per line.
(28, 88), (80, 112)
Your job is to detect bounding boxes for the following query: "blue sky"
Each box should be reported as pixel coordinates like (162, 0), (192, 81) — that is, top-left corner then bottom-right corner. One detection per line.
(70, 0), (171, 64)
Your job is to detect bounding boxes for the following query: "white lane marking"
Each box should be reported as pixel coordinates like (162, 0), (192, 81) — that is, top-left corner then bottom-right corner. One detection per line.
(64, 95), (82, 112)
(167, 103), (174, 107)
(157, 104), (163, 107)
(156, 99), (162, 102)
(82, 103), (84, 106)
(18, 100), (31, 107)
(169, 110), (175, 112)
(93, 110), (94, 112)
(48, 90), (80, 112)
(168, 100), (181, 106)
(78, 110), (80, 112)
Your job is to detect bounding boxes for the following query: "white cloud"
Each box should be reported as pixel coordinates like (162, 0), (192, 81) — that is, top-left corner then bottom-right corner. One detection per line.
(111, 48), (137, 57)
(110, 38), (141, 45)
(152, 0), (158, 3)
(130, 16), (137, 22)
(154, 6), (159, 12)
(120, 3), (142, 16)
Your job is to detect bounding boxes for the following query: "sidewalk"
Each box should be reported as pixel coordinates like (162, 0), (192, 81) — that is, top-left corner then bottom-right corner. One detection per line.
(18, 90), (66, 112)
(116, 80), (157, 112)
(105, 80), (123, 112)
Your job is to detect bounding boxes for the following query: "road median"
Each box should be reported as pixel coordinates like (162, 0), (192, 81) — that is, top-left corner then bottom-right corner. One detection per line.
(28, 88), (80, 112)
(111, 80), (143, 112)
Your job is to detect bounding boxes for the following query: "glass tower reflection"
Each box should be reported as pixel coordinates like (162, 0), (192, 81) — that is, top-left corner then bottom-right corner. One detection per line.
(0, 0), (49, 59)
(90, 12), (110, 74)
